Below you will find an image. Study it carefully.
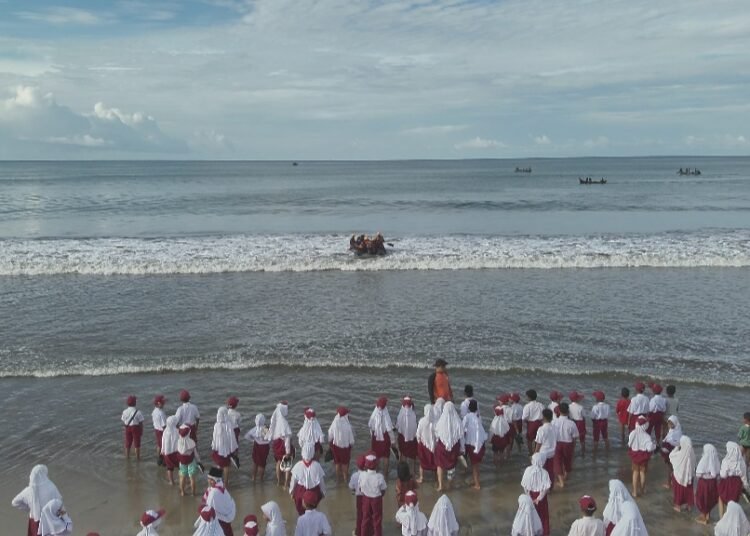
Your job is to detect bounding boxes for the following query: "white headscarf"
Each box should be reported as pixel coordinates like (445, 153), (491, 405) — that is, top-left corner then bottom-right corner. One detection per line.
(432, 398), (445, 422)
(427, 494), (459, 536)
(714, 501), (750, 536)
(136, 510), (164, 536)
(610, 502), (648, 536)
(23, 465), (62, 522)
(205, 481), (236, 523)
(417, 404), (436, 452)
(245, 414), (269, 444)
(462, 412), (487, 449)
(328, 413), (355, 448)
(628, 420), (655, 453)
(192, 506), (223, 536)
(696, 443), (721, 479)
(161, 416), (179, 455)
(603, 479), (635, 527)
(261, 501), (287, 536)
(397, 402), (418, 441)
(395, 492), (428, 536)
(435, 402), (463, 450)
(178, 425), (197, 456)
(521, 454), (551, 494)
(369, 405), (393, 441)
(38, 499), (72, 536)
(669, 435), (696, 487)
(721, 442), (748, 485)
(490, 407), (510, 437)
(266, 403), (291, 441)
(663, 415), (682, 446)
(511, 494), (542, 536)
(289, 448), (325, 490)
(298, 411), (325, 447)
(212, 406), (239, 457)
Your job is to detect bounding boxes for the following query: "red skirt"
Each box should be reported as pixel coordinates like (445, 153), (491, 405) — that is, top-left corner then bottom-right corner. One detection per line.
(718, 475), (743, 503)
(331, 443), (352, 465)
(466, 444), (485, 464)
(529, 491), (550, 536)
(272, 438), (288, 461)
(491, 434), (510, 452)
(398, 434), (418, 459)
(163, 452), (179, 470)
(554, 441), (574, 475)
(526, 419), (542, 442)
(212, 451), (231, 468)
(26, 518), (40, 536)
(695, 477), (718, 515)
(252, 442), (270, 466)
(648, 412), (664, 437)
(371, 432), (391, 458)
(434, 440), (461, 470)
(417, 443), (436, 471)
(219, 519), (233, 536)
(672, 476), (694, 507)
(574, 419), (586, 440)
(660, 441), (676, 464)
(628, 448), (650, 466)
(605, 521), (614, 536)
(292, 483), (322, 516)
(592, 419), (608, 441)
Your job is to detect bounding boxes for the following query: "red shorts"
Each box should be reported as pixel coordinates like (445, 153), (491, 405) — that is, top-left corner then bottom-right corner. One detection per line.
(574, 419), (586, 441)
(292, 484), (322, 516)
(398, 434), (418, 459)
(124, 424), (143, 449)
(491, 434), (510, 452)
(331, 444), (352, 465)
(163, 452), (179, 470)
(526, 420), (542, 442)
(252, 442), (270, 466)
(371, 432), (391, 458)
(466, 444), (485, 464)
(592, 419), (608, 441)
(554, 441), (574, 475)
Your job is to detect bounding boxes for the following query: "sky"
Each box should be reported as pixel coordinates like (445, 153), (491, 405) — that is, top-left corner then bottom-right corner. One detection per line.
(0, 0), (748, 159)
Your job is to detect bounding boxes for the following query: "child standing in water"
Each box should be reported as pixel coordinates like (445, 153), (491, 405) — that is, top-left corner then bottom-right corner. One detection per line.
(615, 388), (630, 445)
(590, 390), (610, 455)
(177, 424), (201, 496)
(152, 395), (167, 460)
(121, 395), (145, 460)
(627, 415), (655, 498)
(395, 461), (418, 508)
(568, 391), (587, 457)
(227, 396), (241, 445)
(245, 414), (270, 482)
(489, 404), (511, 464)
(522, 390), (544, 456)
(396, 397), (418, 476)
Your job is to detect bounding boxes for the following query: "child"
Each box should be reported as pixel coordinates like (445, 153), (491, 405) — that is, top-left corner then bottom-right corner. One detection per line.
(298, 407), (325, 456)
(459, 385), (477, 419)
(242, 514), (258, 536)
(602, 479), (635, 536)
(714, 501), (750, 536)
(490, 404), (512, 464)
(227, 396), (241, 445)
(395, 490), (427, 536)
(395, 461), (418, 507)
(427, 495), (459, 536)
(349, 454), (366, 536)
(121, 395), (145, 460)
(11, 465), (62, 536)
(647, 384), (666, 442)
(415, 404), (436, 483)
(521, 454), (551, 536)
(268, 401), (293, 487)
(37, 499), (73, 536)
(295, 490), (332, 536)
(434, 401), (464, 492)
(152, 395), (167, 460)
(548, 391), (562, 419)
(695, 443), (720, 524)
(462, 399), (487, 490)
(328, 406), (355, 483)
(567, 495), (604, 536)
(590, 390), (610, 454)
(615, 388), (630, 445)
(738, 412), (750, 464)
(534, 409), (556, 485)
(669, 435), (696, 512)
(175, 389), (200, 442)
(260, 501), (286, 536)
(211, 406), (239, 486)
(396, 397), (418, 475)
(627, 416), (655, 498)
(661, 415), (682, 488)
(202, 467), (237, 534)
(510, 393), (524, 453)
(609, 502), (647, 536)
(568, 391), (587, 457)
(193, 507), (220, 536)
(626, 382), (649, 432)
(160, 416), (179, 485)
(511, 494), (542, 536)
(718, 441), (748, 517)
(552, 402), (577, 489)
(664, 385), (679, 419)
(137, 508), (165, 536)
(358, 453), (387, 536)
(289, 442), (326, 516)
(177, 424), (201, 496)
(369, 397), (394, 477)
(522, 390), (544, 456)
(245, 414), (270, 482)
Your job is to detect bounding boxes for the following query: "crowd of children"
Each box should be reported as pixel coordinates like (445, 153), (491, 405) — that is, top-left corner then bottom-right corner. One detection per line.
(11, 381), (750, 535)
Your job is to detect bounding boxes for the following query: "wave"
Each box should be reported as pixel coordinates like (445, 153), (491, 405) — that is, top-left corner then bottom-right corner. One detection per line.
(1, 231), (749, 276)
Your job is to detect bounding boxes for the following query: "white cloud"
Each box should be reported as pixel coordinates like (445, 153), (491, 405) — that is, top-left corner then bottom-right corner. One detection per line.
(454, 137), (506, 150)
(534, 135), (551, 145)
(401, 125), (468, 135)
(16, 7), (106, 25)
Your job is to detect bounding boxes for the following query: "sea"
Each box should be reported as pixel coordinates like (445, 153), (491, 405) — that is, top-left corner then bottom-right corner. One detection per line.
(0, 157), (749, 533)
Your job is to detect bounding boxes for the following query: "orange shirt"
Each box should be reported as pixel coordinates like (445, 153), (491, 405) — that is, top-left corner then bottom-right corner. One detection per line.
(433, 371), (453, 402)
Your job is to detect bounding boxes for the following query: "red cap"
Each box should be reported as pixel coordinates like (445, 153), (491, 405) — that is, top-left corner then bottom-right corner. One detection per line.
(376, 397), (388, 409)
(405, 490), (418, 506)
(651, 384), (663, 394)
(153, 394), (166, 406)
(337, 406), (349, 417)
(140, 508), (166, 526)
(494, 405), (503, 416)
(593, 391), (605, 402)
(200, 507), (216, 522)
(304, 407), (316, 418)
(569, 391), (583, 402)
(356, 453), (367, 471)
(579, 495), (596, 512)
(180, 389), (191, 402)
(227, 396), (239, 408)
(634, 382), (645, 393)
(549, 390), (562, 402)
(126, 395), (137, 407)
(402, 396), (413, 407)
(510, 393), (520, 403)
(498, 393), (510, 404)
(364, 453), (378, 470)
(302, 490), (319, 508)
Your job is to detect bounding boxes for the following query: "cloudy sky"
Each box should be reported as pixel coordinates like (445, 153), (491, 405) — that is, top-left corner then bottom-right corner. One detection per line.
(0, 0), (748, 159)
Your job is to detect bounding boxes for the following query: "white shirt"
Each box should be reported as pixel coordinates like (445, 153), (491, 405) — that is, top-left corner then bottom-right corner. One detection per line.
(204, 485), (236, 523)
(511, 403), (524, 421)
(151, 407), (166, 431)
(289, 461), (326, 495)
(175, 402), (200, 426)
(121, 407), (144, 426)
(348, 470), (362, 496)
(590, 402), (610, 420)
(568, 516), (605, 536)
(358, 469), (387, 498)
(294, 509), (332, 536)
(227, 408), (241, 429)
(648, 394), (666, 413)
(627, 394), (649, 416)
(569, 402), (585, 421)
(534, 422), (556, 460)
(522, 401), (544, 422)
(553, 416), (578, 443)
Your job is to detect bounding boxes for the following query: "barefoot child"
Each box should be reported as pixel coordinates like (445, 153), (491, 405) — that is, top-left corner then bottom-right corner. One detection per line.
(627, 416), (655, 498)
(328, 406), (355, 483)
(175, 389), (200, 442)
(227, 396), (241, 445)
(626, 382), (649, 432)
(695, 443), (720, 525)
(490, 404), (512, 464)
(177, 424), (201, 496)
(396, 397), (418, 475)
(615, 388), (630, 445)
(152, 395), (167, 460)
(548, 391), (562, 419)
(521, 454), (551, 536)
(552, 403), (577, 489)
(591, 390), (610, 455)
(462, 399), (487, 490)
(298, 407), (325, 457)
(669, 435), (696, 512)
(522, 390), (544, 457)
(738, 412), (750, 464)
(395, 461), (418, 507)
(160, 416), (179, 485)
(358, 453), (387, 536)
(661, 415), (682, 488)
(369, 397), (394, 478)
(647, 384), (666, 443)
(289, 442), (326, 516)
(534, 409), (556, 484)
(245, 414), (270, 481)
(568, 391), (587, 457)
(395, 490), (427, 536)
(718, 441), (748, 517)
(434, 401), (464, 492)
(415, 404), (436, 483)
(211, 406), (239, 486)
(511, 393), (524, 453)
(511, 494), (542, 536)
(121, 395), (144, 460)
(268, 401), (293, 488)
(460, 385), (478, 419)
(349, 454), (366, 535)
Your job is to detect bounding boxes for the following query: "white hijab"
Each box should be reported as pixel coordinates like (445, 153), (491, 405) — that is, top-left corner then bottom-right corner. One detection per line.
(23, 465), (62, 522)
(246, 414), (269, 444)
(715, 501), (750, 536)
(261, 501), (287, 536)
(521, 454), (551, 494)
(328, 413), (355, 448)
(178, 425), (197, 455)
(663, 415), (682, 446)
(432, 398), (445, 422)
(267, 403), (291, 441)
(205, 481), (236, 523)
(696, 443), (721, 479)
(38, 499), (72, 536)
(669, 435), (696, 486)
(462, 412), (487, 448)
(610, 501), (648, 536)
(427, 495), (459, 536)
(417, 404), (436, 451)
(161, 416), (179, 455)
(603, 479), (635, 527)
(369, 405), (393, 441)
(298, 410), (325, 448)
(397, 403), (418, 441)
(212, 406), (239, 456)
(628, 421), (655, 452)
(136, 513), (163, 536)
(511, 494), (542, 536)
(290, 443), (325, 489)
(192, 507), (223, 536)
(396, 493), (428, 536)
(435, 402), (463, 450)
(721, 442), (748, 481)
(490, 407), (510, 437)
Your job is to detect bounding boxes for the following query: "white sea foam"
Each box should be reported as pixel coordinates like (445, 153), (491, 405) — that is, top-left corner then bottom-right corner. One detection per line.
(1, 231), (749, 276)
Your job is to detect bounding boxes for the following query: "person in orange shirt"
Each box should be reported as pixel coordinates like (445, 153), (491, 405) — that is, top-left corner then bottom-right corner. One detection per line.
(429, 359), (453, 403)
